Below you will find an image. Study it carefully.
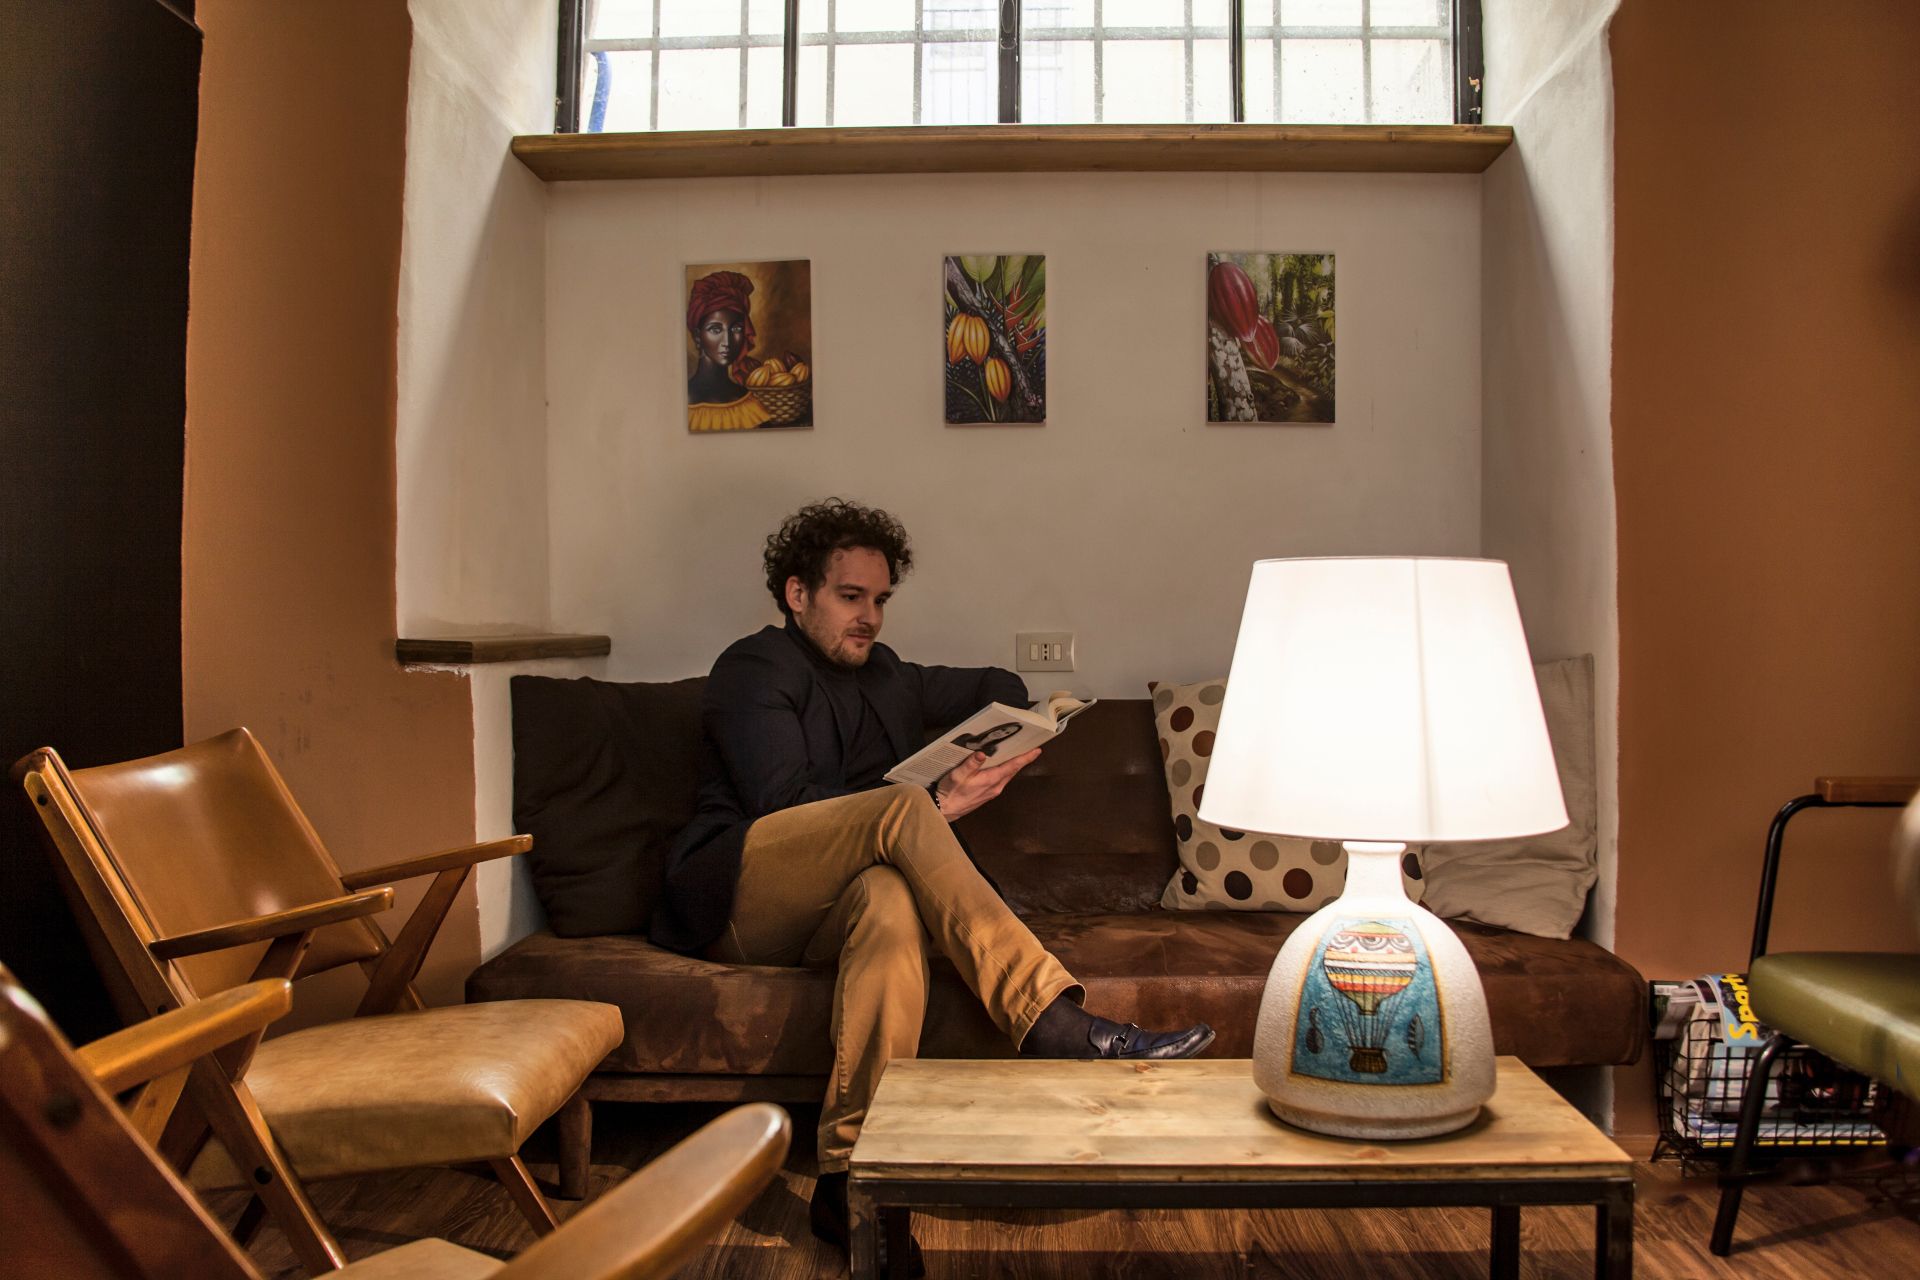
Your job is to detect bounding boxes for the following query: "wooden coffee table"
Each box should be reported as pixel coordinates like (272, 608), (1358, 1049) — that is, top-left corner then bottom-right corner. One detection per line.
(848, 1057), (1633, 1279)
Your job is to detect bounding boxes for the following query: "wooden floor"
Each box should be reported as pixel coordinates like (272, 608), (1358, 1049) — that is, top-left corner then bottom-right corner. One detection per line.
(216, 1102), (1920, 1279)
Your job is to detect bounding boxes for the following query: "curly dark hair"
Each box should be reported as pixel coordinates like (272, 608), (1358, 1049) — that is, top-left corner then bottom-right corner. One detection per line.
(764, 498), (913, 618)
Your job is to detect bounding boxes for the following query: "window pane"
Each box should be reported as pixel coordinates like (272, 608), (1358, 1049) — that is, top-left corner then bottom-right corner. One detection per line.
(1279, 0), (1360, 24)
(837, 0), (917, 33)
(1243, 0), (1275, 24)
(1025, 0), (1095, 26)
(659, 0), (740, 38)
(927, 0), (998, 32)
(658, 47), (741, 130)
(1022, 39), (1095, 123)
(746, 44), (784, 127)
(833, 43), (916, 126)
(1102, 40), (1186, 124)
(1244, 38), (1275, 122)
(585, 49), (653, 132)
(590, 0), (656, 40)
(924, 41), (997, 125)
(749, 0), (786, 36)
(1194, 1), (1230, 25)
(1372, 0), (1445, 26)
(1193, 39), (1231, 123)
(1370, 38), (1450, 123)
(1280, 39), (1364, 122)
(1103, 0), (1185, 24)
(797, 44), (828, 125)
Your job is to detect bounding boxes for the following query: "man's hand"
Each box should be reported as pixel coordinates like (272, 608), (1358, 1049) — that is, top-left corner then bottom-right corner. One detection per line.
(935, 747), (1041, 821)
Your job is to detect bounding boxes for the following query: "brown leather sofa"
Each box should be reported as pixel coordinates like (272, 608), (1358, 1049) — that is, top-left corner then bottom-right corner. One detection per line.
(468, 698), (1646, 1105)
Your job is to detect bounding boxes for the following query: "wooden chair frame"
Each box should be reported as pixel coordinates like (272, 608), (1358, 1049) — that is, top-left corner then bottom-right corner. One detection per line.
(13, 742), (576, 1272)
(1, 964), (791, 1280)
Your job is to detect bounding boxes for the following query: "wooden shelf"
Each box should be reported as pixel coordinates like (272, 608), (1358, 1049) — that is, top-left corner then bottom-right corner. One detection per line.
(396, 633), (611, 665)
(511, 123), (1513, 183)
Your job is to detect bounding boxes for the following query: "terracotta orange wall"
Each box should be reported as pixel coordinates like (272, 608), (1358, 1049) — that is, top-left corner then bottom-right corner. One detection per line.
(184, 1), (478, 1006)
(1611, 4), (1920, 1133)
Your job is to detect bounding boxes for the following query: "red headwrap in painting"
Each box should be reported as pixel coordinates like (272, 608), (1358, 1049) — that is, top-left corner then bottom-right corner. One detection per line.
(686, 270), (757, 370)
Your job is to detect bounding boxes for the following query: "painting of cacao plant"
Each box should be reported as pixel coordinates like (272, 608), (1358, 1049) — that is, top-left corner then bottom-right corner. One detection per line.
(1205, 252), (1335, 424)
(944, 254), (1044, 424)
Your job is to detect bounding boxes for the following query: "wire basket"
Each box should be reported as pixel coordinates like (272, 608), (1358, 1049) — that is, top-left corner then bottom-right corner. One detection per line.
(1652, 980), (1884, 1168)
(751, 381), (812, 425)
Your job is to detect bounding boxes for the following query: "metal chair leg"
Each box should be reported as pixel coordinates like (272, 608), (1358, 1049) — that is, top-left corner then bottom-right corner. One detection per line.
(1711, 1032), (1792, 1256)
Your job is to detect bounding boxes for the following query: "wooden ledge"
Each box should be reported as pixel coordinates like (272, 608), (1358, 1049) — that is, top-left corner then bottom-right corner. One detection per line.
(397, 634), (612, 665)
(511, 123), (1513, 183)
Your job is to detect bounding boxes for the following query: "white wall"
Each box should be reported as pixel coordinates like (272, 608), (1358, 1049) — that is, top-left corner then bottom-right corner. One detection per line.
(544, 172), (1486, 697)
(1480, 0), (1620, 947)
(397, 0), (555, 636)
(1480, 0), (1621, 1128)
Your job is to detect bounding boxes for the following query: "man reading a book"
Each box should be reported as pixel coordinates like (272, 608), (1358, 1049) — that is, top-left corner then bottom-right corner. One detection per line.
(651, 497), (1214, 1262)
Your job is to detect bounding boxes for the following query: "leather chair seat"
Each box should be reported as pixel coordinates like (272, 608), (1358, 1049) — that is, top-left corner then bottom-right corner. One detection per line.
(189, 999), (622, 1187)
(333, 1238), (504, 1279)
(468, 911), (1646, 1078)
(1750, 952), (1920, 1091)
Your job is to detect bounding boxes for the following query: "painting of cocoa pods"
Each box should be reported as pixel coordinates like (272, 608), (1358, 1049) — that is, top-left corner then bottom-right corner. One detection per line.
(684, 259), (813, 432)
(944, 255), (1044, 425)
(1206, 252), (1335, 425)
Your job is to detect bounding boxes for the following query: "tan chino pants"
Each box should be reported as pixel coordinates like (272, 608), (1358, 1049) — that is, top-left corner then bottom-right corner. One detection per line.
(704, 783), (1082, 1172)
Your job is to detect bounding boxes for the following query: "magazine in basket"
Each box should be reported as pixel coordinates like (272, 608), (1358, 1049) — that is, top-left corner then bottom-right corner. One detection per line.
(884, 691), (1095, 788)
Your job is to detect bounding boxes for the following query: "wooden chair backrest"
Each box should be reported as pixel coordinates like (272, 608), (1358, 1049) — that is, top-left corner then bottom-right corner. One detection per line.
(15, 732), (382, 1009)
(0, 967), (258, 1280)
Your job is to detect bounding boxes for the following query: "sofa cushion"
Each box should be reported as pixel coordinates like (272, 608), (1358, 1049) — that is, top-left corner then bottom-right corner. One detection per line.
(511, 674), (706, 937)
(1148, 676), (1425, 912)
(1418, 655), (1599, 940)
(467, 913), (1646, 1075)
(954, 700), (1179, 915)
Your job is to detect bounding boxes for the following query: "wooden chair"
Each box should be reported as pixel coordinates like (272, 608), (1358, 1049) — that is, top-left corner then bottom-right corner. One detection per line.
(0, 964), (792, 1280)
(1709, 776), (1920, 1255)
(13, 733), (626, 1273)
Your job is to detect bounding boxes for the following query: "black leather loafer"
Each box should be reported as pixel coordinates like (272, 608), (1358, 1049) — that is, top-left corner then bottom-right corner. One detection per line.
(1084, 1017), (1216, 1060)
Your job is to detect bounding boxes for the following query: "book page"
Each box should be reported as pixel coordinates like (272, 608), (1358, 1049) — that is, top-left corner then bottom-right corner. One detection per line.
(884, 701), (1057, 788)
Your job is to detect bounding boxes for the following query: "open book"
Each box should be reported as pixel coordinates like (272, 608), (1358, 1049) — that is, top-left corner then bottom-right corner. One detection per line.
(884, 691), (1096, 788)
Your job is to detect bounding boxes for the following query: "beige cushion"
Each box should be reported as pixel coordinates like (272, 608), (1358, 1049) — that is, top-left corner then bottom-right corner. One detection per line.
(1152, 675), (1425, 912)
(1418, 655), (1599, 940)
(190, 999), (622, 1187)
(337, 1238), (504, 1280)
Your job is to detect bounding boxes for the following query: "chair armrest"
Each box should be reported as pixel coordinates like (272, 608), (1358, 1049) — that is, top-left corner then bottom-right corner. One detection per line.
(339, 836), (532, 891)
(494, 1103), (791, 1280)
(1815, 776), (1920, 805)
(149, 888), (394, 960)
(76, 980), (294, 1094)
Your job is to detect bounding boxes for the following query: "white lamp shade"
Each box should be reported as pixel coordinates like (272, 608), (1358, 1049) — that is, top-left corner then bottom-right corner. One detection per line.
(1197, 557), (1567, 843)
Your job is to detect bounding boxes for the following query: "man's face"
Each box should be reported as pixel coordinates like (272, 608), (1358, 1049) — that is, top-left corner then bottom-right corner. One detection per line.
(788, 546), (891, 668)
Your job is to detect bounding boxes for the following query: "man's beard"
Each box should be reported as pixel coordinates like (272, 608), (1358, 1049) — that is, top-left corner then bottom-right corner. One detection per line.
(799, 615), (871, 669)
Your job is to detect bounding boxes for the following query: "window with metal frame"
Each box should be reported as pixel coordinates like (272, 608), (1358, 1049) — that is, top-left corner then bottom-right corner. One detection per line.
(555, 1), (1482, 134)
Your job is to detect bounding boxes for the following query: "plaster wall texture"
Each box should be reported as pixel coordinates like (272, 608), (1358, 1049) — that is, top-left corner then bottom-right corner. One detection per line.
(1480, 0), (1621, 948)
(397, 0), (556, 636)
(1609, 2), (1920, 1140)
(185, 0), (477, 1013)
(543, 172), (1485, 701)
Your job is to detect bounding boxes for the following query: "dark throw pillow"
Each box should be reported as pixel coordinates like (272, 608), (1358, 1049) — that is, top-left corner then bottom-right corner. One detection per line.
(510, 674), (706, 937)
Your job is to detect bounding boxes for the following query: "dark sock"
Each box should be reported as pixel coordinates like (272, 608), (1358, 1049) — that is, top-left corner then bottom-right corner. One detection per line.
(810, 1171), (849, 1247)
(1020, 991), (1095, 1056)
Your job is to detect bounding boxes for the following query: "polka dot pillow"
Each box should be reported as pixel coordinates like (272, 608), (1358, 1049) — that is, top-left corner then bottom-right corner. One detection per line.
(1150, 676), (1425, 912)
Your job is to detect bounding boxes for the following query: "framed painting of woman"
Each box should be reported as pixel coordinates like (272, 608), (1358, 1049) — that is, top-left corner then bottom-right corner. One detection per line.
(684, 260), (813, 432)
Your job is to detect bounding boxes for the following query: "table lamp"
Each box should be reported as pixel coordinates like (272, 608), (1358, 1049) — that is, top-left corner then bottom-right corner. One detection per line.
(1198, 557), (1567, 1139)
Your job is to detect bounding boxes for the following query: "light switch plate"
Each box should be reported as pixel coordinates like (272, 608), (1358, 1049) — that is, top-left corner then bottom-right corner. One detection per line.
(1015, 631), (1075, 672)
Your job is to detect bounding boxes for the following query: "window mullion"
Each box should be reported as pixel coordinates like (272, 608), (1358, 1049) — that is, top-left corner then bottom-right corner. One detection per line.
(556, 0), (584, 132)
(783, 0), (799, 125)
(1229, 0), (1244, 123)
(998, 0), (1021, 123)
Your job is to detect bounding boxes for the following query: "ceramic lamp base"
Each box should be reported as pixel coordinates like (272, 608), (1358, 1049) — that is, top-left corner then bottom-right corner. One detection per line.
(1251, 842), (1494, 1140)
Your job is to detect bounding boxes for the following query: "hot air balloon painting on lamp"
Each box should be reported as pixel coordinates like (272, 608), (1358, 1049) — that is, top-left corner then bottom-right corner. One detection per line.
(1201, 558), (1568, 1140)
(1295, 919), (1445, 1086)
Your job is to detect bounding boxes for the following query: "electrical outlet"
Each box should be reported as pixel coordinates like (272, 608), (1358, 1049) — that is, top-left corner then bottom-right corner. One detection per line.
(1015, 631), (1075, 672)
